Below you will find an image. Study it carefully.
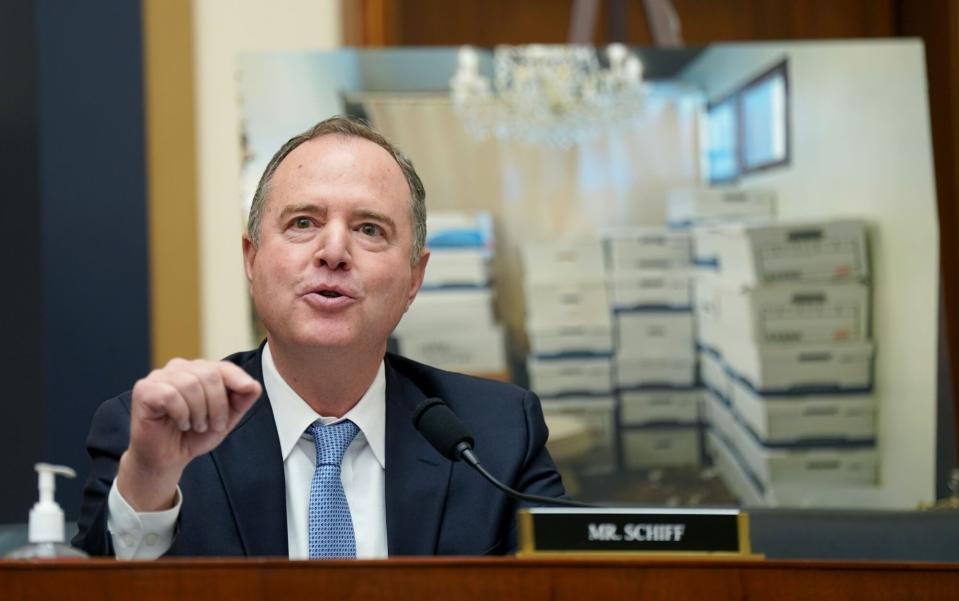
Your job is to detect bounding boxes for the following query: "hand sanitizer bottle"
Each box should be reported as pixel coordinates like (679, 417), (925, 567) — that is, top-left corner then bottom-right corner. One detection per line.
(6, 463), (88, 559)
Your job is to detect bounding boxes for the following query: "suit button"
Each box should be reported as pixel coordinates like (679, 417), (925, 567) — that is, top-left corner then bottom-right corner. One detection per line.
(121, 534), (135, 547)
(145, 533), (159, 546)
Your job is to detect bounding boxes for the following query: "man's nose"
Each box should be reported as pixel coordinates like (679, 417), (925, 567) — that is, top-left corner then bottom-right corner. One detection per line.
(313, 222), (351, 270)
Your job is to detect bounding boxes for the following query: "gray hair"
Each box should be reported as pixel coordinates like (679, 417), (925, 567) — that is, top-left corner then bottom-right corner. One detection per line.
(247, 116), (427, 263)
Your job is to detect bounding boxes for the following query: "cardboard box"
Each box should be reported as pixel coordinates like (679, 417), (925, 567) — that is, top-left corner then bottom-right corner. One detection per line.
(609, 270), (692, 310)
(396, 288), (495, 335)
(723, 341), (874, 392)
(704, 391), (877, 487)
(528, 322), (614, 358)
(699, 349), (731, 400)
(621, 425), (702, 469)
(615, 311), (695, 359)
(395, 326), (506, 375)
(422, 248), (489, 288)
(426, 211), (492, 249)
(619, 388), (702, 426)
(692, 225), (724, 267)
(718, 282), (870, 347)
(615, 355), (697, 389)
(528, 356), (612, 396)
(714, 219), (869, 287)
(667, 187), (776, 228)
(522, 239), (605, 282)
(525, 278), (610, 325)
(542, 397), (617, 474)
(605, 229), (692, 271)
(729, 378), (876, 444)
(706, 431), (885, 508)
(693, 270), (723, 352)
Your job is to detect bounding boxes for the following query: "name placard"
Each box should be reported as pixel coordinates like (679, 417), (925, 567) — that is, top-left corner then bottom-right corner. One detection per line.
(517, 508), (754, 557)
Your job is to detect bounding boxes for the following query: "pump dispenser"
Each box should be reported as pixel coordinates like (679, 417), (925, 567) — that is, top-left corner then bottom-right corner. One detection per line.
(6, 463), (88, 559)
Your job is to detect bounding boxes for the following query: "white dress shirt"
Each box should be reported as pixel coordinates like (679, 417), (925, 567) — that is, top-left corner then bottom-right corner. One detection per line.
(107, 343), (389, 559)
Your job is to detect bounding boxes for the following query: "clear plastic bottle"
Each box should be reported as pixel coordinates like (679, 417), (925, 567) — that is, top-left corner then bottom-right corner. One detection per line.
(5, 463), (89, 559)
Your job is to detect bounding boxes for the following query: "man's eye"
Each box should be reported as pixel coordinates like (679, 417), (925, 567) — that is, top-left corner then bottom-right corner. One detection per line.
(293, 217), (312, 229)
(359, 223), (383, 237)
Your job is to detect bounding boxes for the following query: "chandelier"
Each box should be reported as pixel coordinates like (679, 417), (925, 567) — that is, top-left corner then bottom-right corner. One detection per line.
(450, 44), (645, 148)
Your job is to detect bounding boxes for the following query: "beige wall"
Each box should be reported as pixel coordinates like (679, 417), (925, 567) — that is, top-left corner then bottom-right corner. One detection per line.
(192, 0), (342, 358)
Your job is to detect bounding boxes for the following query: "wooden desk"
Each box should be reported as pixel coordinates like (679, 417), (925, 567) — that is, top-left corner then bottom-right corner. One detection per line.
(1, 557), (957, 600)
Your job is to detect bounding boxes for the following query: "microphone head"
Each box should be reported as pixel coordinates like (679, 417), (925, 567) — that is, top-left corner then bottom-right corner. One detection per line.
(411, 397), (475, 461)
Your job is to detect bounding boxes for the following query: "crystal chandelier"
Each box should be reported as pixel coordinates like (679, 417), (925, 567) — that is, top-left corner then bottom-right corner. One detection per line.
(450, 44), (645, 148)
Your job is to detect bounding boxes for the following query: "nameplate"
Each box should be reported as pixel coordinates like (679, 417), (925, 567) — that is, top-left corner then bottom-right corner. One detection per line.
(517, 508), (753, 556)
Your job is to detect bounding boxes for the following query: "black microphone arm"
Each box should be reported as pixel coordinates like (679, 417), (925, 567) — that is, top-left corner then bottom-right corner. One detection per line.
(412, 397), (593, 509)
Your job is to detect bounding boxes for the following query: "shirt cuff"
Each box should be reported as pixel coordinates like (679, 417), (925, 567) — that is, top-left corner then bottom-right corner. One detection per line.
(107, 478), (181, 560)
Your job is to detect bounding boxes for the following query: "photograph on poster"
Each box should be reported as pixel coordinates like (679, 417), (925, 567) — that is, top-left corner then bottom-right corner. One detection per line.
(232, 40), (938, 511)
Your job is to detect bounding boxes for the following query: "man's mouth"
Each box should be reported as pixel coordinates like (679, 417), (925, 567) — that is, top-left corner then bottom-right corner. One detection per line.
(303, 285), (358, 304)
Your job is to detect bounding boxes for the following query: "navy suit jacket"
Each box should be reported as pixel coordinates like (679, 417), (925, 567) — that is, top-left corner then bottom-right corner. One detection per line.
(73, 348), (565, 556)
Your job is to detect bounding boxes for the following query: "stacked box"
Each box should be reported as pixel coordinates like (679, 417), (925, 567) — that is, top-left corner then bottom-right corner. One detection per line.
(394, 212), (507, 376)
(606, 228), (702, 470)
(667, 187), (776, 229)
(670, 187), (778, 358)
(523, 239), (616, 471)
(694, 218), (878, 506)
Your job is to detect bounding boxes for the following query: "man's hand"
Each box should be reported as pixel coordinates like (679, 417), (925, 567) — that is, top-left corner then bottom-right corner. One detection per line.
(116, 359), (262, 512)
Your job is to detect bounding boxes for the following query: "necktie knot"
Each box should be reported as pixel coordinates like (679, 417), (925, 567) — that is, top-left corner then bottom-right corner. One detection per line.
(309, 420), (359, 467)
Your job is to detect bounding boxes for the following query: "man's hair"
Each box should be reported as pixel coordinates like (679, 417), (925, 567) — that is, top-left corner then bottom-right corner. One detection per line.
(247, 116), (427, 263)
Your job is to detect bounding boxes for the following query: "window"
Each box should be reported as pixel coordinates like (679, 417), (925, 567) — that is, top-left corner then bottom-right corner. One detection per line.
(707, 60), (790, 183)
(706, 97), (738, 183)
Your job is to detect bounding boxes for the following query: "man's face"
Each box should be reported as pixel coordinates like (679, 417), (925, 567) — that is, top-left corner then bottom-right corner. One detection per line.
(243, 134), (428, 354)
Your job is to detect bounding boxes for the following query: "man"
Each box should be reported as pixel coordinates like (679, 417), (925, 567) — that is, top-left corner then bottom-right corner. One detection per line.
(73, 116), (565, 559)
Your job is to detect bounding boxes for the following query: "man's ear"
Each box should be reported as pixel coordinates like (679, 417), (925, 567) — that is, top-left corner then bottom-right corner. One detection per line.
(406, 249), (430, 311)
(242, 235), (256, 284)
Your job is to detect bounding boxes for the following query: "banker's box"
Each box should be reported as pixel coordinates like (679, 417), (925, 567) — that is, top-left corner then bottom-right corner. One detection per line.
(542, 397), (617, 474)
(699, 349), (731, 400)
(422, 249), (489, 288)
(621, 426), (702, 469)
(615, 311), (695, 359)
(721, 341), (874, 392)
(615, 355), (697, 389)
(394, 326), (506, 375)
(668, 187), (776, 228)
(609, 271), (692, 310)
(396, 288), (495, 335)
(693, 270), (722, 351)
(525, 278), (610, 325)
(522, 239), (605, 281)
(527, 356), (612, 397)
(619, 388), (702, 426)
(705, 430), (881, 508)
(729, 378), (876, 444)
(714, 219), (869, 288)
(527, 323), (613, 358)
(717, 282), (870, 347)
(604, 229), (692, 271)
(704, 391), (877, 486)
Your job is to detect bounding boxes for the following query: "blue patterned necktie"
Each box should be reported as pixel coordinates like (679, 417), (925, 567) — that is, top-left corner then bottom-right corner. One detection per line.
(307, 419), (359, 558)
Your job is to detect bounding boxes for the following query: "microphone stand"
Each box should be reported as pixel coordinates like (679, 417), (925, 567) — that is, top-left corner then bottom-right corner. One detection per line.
(454, 442), (594, 508)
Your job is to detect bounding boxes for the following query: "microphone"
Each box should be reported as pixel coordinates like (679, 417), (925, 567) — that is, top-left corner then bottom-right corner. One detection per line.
(411, 397), (592, 508)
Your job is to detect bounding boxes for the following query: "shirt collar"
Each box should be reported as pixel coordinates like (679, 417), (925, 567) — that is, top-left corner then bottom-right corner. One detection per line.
(261, 342), (386, 469)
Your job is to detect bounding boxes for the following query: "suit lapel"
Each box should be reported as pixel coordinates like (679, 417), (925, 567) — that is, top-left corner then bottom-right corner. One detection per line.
(384, 358), (453, 556)
(210, 349), (288, 557)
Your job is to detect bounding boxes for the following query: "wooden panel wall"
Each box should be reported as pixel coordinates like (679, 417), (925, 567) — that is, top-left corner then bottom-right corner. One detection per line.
(342, 0), (897, 46)
(342, 0), (959, 464)
(897, 0), (959, 450)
